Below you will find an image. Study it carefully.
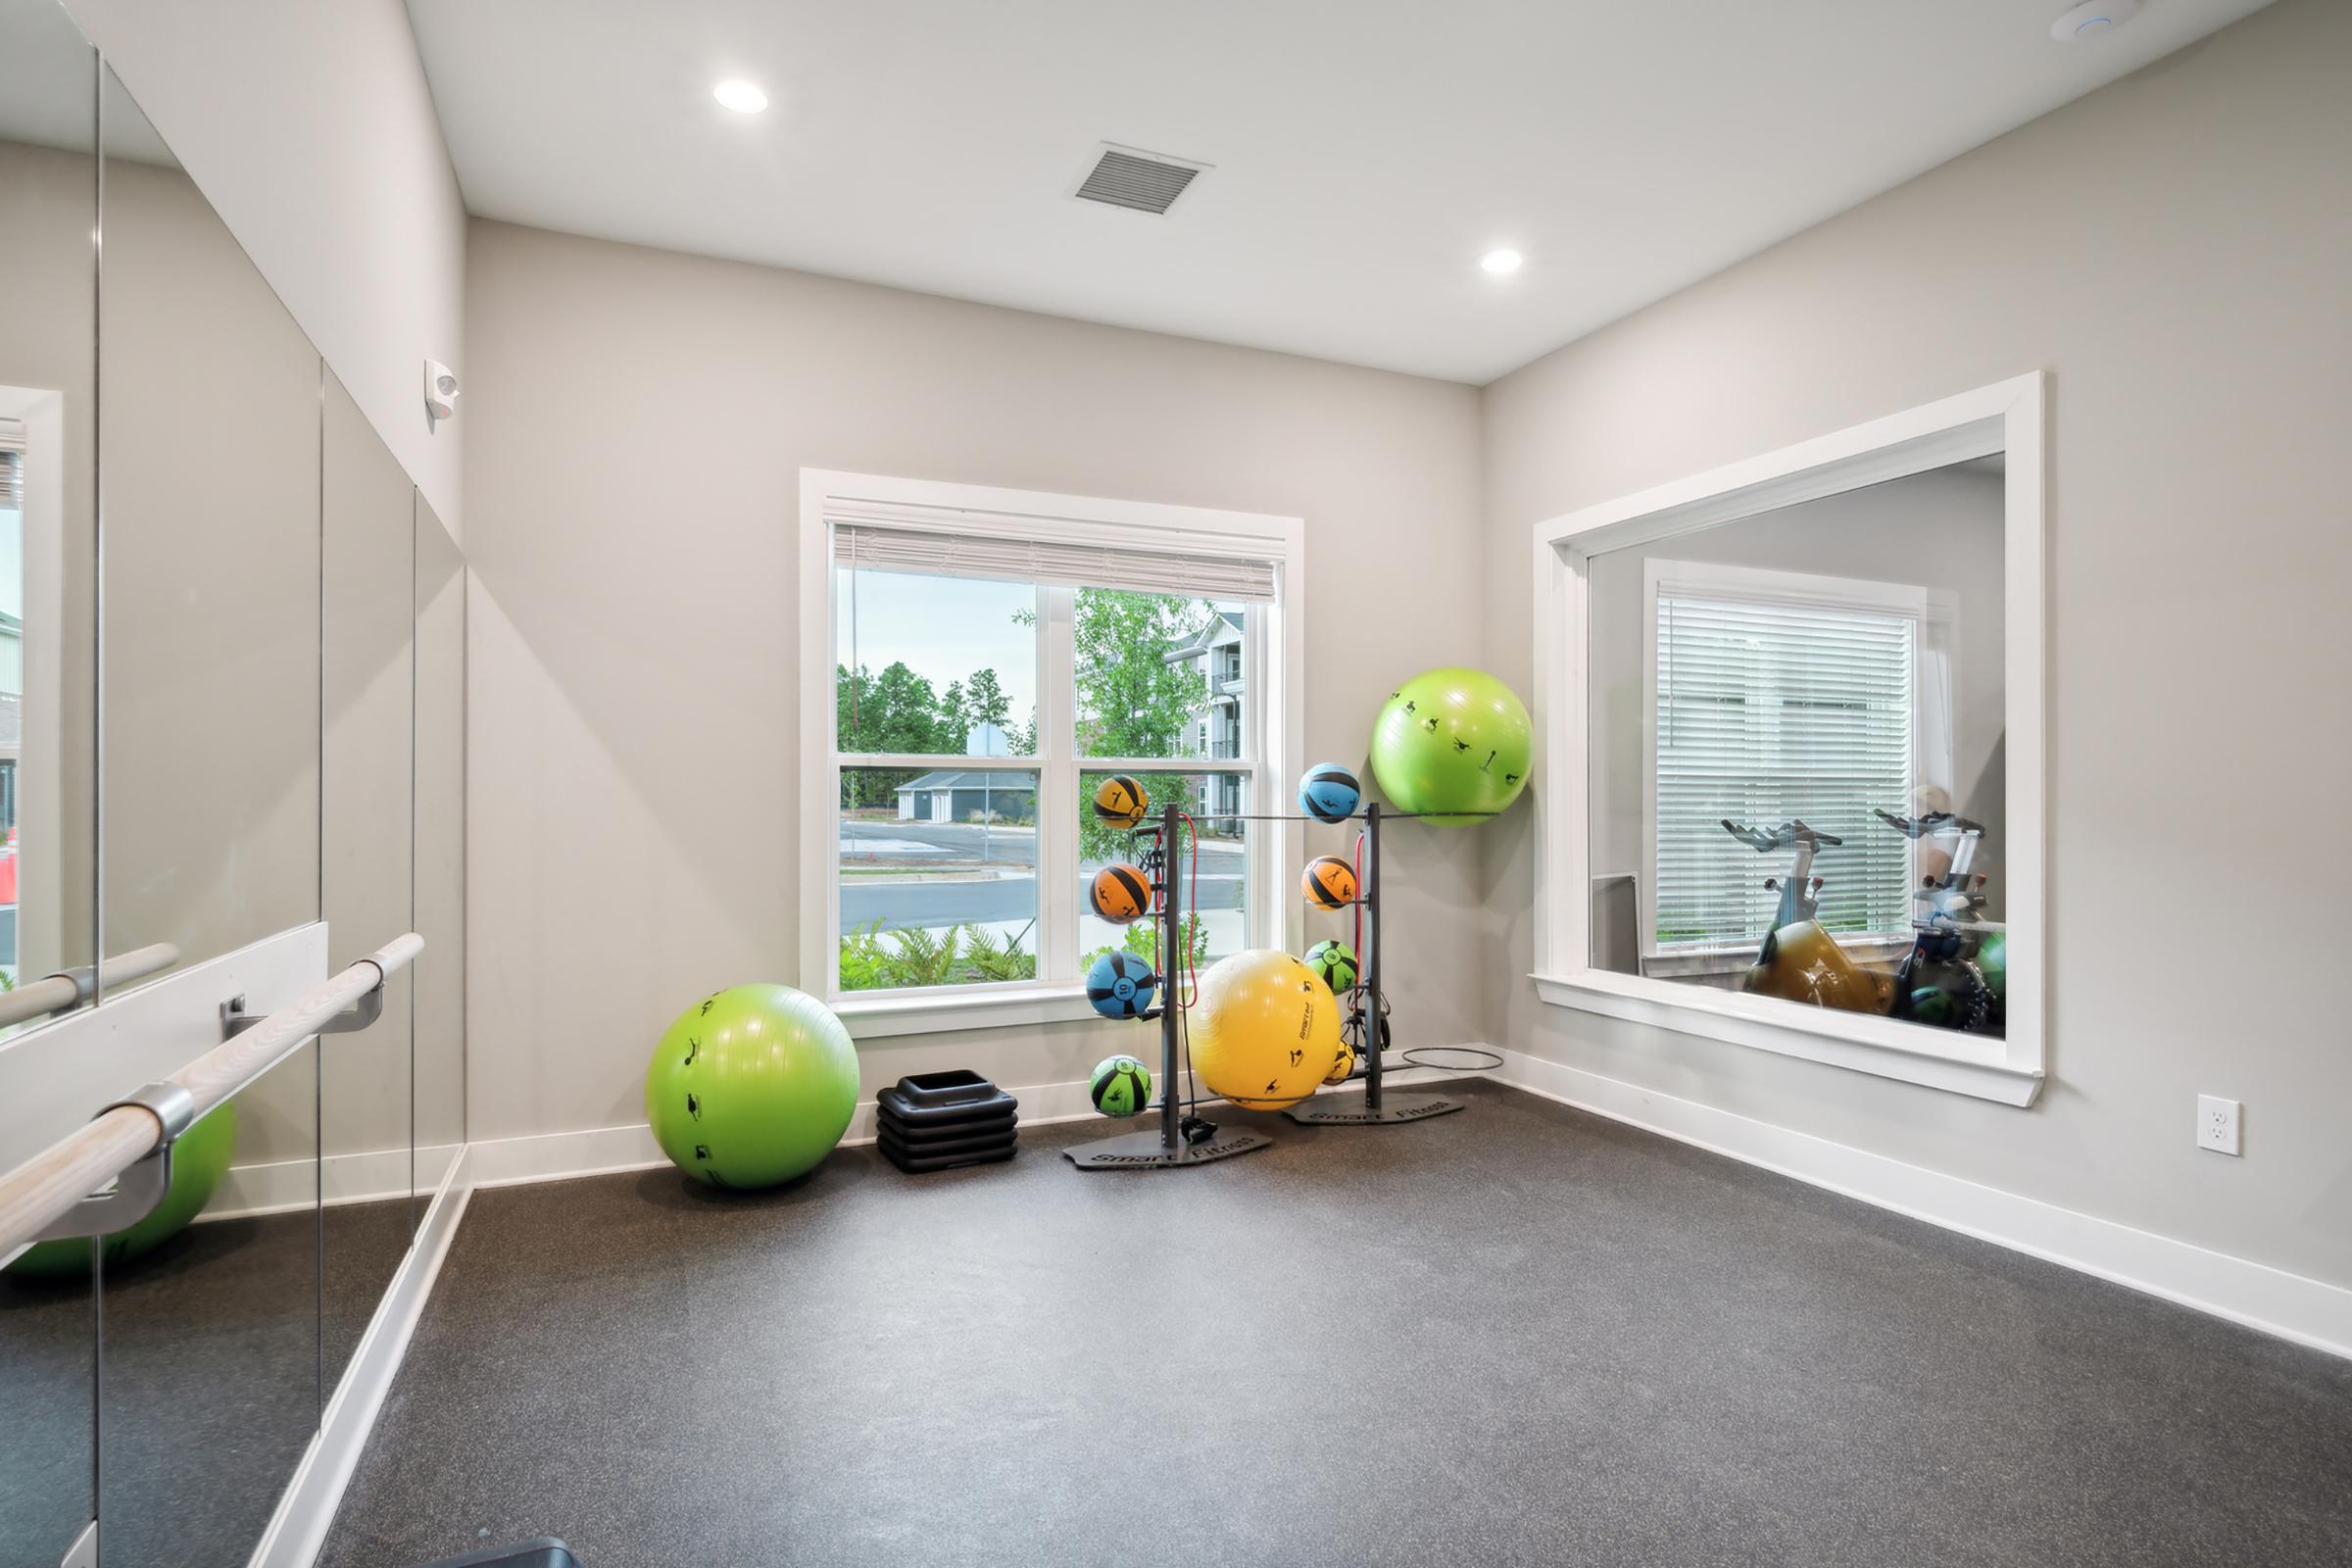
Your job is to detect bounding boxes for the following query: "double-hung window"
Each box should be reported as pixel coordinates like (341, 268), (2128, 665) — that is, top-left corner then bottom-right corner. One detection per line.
(800, 470), (1302, 1037)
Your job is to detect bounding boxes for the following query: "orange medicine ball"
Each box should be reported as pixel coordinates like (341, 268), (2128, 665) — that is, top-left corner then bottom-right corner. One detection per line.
(1302, 856), (1357, 909)
(1092, 773), (1149, 829)
(1090, 862), (1152, 924)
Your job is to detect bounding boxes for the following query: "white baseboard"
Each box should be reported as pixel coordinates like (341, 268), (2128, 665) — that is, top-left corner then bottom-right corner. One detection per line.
(246, 1147), (473, 1568)
(1488, 1046), (2352, 1361)
(461, 1054), (1470, 1189)
(209, 1144), (467, 1221)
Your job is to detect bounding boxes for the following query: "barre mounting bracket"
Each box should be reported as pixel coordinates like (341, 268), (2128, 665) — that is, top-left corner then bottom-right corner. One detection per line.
(220, 970), (385, 1042)
(31, 1082), (197, 1246)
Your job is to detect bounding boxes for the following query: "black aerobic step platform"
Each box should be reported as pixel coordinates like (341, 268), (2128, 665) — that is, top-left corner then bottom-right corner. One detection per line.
(877, 1070), (1018, 1172)
(411, 1539), (581, 1568)
(875, 1069), (1018, 1127)
(878, 1118), (1020, 1159)
(878, 1130), (1018, 1173)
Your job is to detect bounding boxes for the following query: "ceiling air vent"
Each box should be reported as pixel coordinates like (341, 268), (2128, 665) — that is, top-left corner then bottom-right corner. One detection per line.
(1073, 143), (1208, 216)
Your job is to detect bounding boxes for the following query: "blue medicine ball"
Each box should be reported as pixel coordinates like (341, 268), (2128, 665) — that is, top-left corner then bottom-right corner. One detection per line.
(1298, 763), (1361, 824)
(1086, 950), (1158, 1018)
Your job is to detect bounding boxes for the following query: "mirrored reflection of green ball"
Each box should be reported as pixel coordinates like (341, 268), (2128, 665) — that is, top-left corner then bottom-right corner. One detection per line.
(5, 1102), (240, 1280)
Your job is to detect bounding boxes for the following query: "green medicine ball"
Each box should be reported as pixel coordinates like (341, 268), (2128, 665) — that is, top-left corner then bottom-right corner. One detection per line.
(645, 984), (860, 1189)
(1089, 1054), (1152, 1118)
(1368, 666), (1533, 826)
(6, 1102), (239, 1280)
(1304, 939), (1359, 995)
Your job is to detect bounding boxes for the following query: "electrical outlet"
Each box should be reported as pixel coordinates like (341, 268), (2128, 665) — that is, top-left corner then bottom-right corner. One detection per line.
(2196, 1095), (2241, 1156)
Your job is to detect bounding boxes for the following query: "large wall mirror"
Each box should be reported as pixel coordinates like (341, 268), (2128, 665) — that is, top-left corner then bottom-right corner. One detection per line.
(1533, 376), (2044, 1106)
(0, 3), (101, 1563)
(93, 63), (324, 1568)
(415, 494), (466, 1215)
(321, 368), (416, 1392)
(0, 15), (467, 1567)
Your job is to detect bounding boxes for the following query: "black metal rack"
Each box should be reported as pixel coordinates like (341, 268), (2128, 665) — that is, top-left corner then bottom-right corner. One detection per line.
(1282, 801), (1464, 1126)
(1064, 803), (1274, 1169)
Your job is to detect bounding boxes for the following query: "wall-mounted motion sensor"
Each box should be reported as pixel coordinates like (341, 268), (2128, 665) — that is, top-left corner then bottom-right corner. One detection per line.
(424, 358), (459, 424)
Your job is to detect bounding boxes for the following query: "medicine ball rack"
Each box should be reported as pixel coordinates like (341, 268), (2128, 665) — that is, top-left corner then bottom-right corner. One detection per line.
(1065, 803), (1274, 1169)
(1282, 801), (1466, 1127)
(1063, 799), (1466, 1172)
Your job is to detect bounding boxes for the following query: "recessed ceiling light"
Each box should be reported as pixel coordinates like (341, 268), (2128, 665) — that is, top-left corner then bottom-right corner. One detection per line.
(1480, 248), (1524, 276)
(712, 79), (769, 114)
(2050, 0), (2140, 41)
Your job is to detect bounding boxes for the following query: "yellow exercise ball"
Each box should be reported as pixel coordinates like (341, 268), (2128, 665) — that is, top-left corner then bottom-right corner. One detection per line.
(1190, 949), (1343, 1111)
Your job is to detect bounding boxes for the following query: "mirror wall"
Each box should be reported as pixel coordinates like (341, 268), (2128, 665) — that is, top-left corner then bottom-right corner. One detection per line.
(91, 67), (326, 1568)
(0, 7), (98, 1563)
(320, 369), (416, 1394)
(415, 497), (466, 1203)
(1586, 458), (2009, 1035)
(0, 6), (468, 1565)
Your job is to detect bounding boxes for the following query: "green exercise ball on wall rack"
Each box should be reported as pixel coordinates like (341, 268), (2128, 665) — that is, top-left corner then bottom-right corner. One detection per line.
(645, 984), (860, 1190)
(4, 1101), (240, 1280)
(1367, 666), (1533, 825)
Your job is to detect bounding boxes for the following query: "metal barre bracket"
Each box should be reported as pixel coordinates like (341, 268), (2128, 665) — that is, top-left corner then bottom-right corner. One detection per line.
(31, 1081), (197, 1245)
(220, 962), (387, 1041)
(34, 961), (100, 1008)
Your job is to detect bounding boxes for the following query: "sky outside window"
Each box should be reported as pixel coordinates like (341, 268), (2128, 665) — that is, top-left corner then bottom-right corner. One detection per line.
(834, 567), (1038, 752)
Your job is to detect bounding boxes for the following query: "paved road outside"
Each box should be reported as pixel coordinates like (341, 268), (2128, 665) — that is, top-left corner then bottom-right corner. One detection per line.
(840, 816), (1245, 933)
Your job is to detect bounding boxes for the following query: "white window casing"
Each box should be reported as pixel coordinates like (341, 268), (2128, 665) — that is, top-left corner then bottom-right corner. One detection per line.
(801, 470), (1304, 1040)
(1528, 374), (2045, 1106)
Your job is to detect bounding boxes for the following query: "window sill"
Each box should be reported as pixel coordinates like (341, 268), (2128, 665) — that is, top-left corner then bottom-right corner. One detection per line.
(830, 984), (1105, 1041)
(1530, 969), (2042, 1106)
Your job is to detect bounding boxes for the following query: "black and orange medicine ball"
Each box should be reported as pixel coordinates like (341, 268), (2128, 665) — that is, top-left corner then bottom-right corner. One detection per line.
(1089, 862), (1153, 923)
(1092, 773), (1149, 829)
(1302, 856), (1358, 909)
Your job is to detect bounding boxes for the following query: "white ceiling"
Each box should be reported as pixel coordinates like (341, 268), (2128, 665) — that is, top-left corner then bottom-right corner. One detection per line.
(407, 0), (2273, 385)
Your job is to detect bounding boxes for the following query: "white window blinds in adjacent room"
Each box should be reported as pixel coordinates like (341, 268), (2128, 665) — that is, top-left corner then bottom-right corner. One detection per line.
(831, 520), (1278, 602)
(0, 422), (23, 511)
(1652, 589), (1916, 951)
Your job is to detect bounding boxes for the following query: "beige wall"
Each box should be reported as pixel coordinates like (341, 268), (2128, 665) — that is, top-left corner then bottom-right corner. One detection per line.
(1479, 0), (2352, 1287)
(63, 0), (466, 535)
(463, 220), (1484, 1143)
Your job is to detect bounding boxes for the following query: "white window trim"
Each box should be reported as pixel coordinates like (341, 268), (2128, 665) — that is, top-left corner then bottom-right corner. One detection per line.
(1638, 557), (1957, 961)
(798, 468), (1304, 1041)
(1528, 373), (2045, 1107)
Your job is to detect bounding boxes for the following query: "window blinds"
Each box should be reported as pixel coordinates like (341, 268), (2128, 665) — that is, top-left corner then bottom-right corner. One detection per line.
(832, 521), (1277, 603)
(0, 421), (23, 511)
(1653, 594), (1915, 949)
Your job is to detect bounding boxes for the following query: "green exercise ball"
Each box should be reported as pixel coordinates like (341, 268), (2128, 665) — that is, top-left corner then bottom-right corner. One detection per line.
(1368, 666), (1533, 825)
(645, 984), (859, 1190)
(4, 1102), (239, 1280)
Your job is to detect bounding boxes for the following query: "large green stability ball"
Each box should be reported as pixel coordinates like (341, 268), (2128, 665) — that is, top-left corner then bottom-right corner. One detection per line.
(1368, 667), (1533, 826)
(5, 1102), (239, 1280)
(645, 984), (860, 1189)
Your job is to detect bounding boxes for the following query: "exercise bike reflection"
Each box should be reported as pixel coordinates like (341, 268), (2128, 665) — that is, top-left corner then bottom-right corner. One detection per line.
(1719, 819), (1890, 1014)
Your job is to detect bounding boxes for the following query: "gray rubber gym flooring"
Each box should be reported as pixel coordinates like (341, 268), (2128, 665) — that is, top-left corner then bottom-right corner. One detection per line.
(318, 1080), (2352, 1568)
(0, 1198), (416, 1568)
